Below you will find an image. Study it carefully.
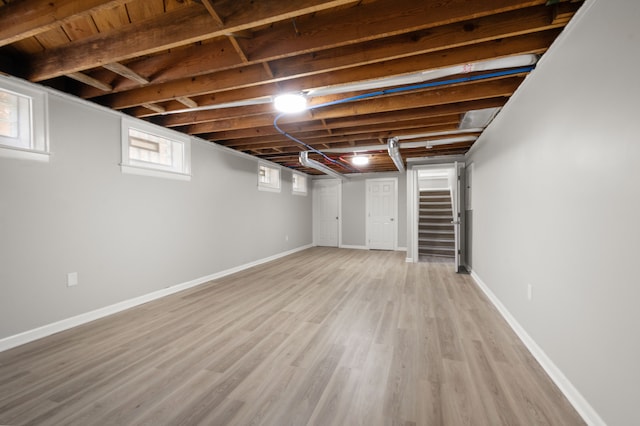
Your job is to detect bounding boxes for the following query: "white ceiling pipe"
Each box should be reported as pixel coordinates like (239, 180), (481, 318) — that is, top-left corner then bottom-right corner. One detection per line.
(459, 107), (502, 129)
(407, 154), (467, 164)
(162, 56), (537, 115)
(162, 96), (274, 115)
(404, 136), (477, 148)
(322, 136), (477, 153)
(299, 151), (348, 180)
(305, 54), (538, 98)
(396, 128), (484, 140)
(387, 137), (405, 172)
(322, 145), (388, 154)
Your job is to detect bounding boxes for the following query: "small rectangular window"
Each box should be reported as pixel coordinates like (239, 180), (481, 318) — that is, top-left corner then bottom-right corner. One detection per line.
(121, 118), (191, 180)
(0, 91), (21, 139)
(0, 78), (49, 162)
(258, 163), (281, 192)
(292, 172), (307, 195)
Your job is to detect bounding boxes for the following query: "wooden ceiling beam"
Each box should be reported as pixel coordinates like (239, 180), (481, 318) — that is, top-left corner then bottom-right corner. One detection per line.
(228, 36), (249, 63)
(551, 2), (579, 25)
(100, 30), (553, 110)
(77, 38), (246, 98)
(67, 71), (112, 92)
(306, 77), (520, 122)
(102, 62), (149, 85)
(182, 76), (523, 134)
(277, 30), (555, 95)
(150, 103), (274, 127)
(237, 0), (546, 62)
(322, 99), (501, 129)
(220, 124), (460, 152)
(0, 0), (132, 48)
(218, 0), (251, 64)
(200, 0), (225, 26)
(268, 3), (579, 79)
(198, 97), (505, 140)
(26, 0), (359, 81)
(176, 97), (198, 108)
(262, 62), (275, 79)
(71, 1), (568, 99)
(141, 103), (166, 114)
(224, 117), (459, 149)
(100, 62), (272, 109)
(223, 115), (461, 148)
(158, 95), (504, 133)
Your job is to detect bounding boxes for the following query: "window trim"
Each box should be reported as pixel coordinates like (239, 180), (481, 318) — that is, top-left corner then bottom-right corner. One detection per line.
(257, 162), (281, 193)
(0, 77), (49, 162)
(292, 172), (308, 196)
(121, 117), (191, 181)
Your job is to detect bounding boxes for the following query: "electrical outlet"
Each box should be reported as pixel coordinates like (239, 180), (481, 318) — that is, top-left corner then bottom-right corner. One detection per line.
(67, 272), (78, 287)
(285, 235), (289, 241)
(527, 284), (532, 301)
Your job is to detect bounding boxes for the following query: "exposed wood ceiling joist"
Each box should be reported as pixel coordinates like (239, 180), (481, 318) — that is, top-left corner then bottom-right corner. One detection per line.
(0, 0), (585, 174)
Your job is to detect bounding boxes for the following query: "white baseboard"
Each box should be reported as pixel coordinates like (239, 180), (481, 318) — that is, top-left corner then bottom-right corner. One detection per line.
(0, 244), (312, 353)
(469, 271), (605, 426)
(396, 246), (407, 252)
(405, 257), (414, 263)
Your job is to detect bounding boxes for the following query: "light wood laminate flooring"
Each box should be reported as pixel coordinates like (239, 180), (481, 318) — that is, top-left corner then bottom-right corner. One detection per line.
(0, 247), (585, 425)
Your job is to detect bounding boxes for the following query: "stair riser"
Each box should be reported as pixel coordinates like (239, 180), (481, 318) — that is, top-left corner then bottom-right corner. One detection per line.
(419, 250), (455, 258)
(419, 241), (455, 248)
(419, 218), (453, 224)
(420, 235), (454, 241)
(420, 191), (450, 196)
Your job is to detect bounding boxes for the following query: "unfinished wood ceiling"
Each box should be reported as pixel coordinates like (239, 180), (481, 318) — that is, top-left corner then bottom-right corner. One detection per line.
(0, 0), (583, 175)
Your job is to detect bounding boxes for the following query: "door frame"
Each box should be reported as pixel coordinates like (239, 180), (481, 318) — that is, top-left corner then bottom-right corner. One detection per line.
(365, 177), (398, 250)
(408, 163), (466, 270)
(312, 178), (342, 247)
(453, 161), (466, 273)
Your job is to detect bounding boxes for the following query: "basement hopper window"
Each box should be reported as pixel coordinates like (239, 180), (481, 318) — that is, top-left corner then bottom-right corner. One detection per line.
(258, 163), (281, 192)
(121, 118), (191, 181)
(0, 78), (48, 162)
(292, 172), (308, 195)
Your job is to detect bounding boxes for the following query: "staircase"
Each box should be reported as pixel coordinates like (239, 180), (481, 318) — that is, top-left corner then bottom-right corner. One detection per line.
(418, 189), (455, 259)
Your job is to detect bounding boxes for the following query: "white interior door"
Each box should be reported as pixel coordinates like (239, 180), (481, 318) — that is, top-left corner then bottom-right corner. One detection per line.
(366, 178), (397, 250)
(313, 179), (340, 247)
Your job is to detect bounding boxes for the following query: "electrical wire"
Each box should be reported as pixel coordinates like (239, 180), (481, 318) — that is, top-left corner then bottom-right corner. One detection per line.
(273, 65), (536, 173)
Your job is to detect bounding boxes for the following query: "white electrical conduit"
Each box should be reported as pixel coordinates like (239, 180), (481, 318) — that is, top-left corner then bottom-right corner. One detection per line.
(161, 96), (274, 115)
(395, 128), (484, 140)
(299, 151), (348, 180)
(305, 54), (538, 98)
(162, 55), (537, 115)
(387, 137), (405, 172)
(321, 136), (478, 153)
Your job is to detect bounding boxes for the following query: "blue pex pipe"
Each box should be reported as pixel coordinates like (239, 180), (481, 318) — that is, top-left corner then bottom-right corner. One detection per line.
(273, 65), (536, 172)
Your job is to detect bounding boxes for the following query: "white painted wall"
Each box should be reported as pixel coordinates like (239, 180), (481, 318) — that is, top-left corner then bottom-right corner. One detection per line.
(418, 176), (448, 190)
(0, 83), (312, 341)
(468, 0), (639, 424)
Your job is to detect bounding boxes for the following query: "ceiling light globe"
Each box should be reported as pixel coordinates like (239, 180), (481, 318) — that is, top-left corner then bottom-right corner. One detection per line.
(274, 93), (307, 113)
(352, 156), (369, 166)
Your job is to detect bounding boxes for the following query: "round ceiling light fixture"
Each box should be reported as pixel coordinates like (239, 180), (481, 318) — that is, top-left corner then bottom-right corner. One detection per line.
(351, 155), (369, 166)
(273, 93), (307, 113)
